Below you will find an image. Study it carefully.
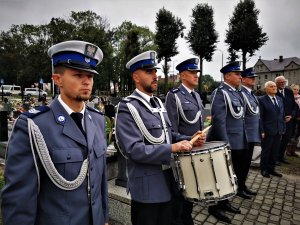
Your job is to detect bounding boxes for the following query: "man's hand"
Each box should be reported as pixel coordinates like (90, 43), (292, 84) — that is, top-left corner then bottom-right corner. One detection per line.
(172, 140), (193, 153)
(261, 133), (265, 139)
(190, 131), (206, 146)
(285, 115), (292, 123)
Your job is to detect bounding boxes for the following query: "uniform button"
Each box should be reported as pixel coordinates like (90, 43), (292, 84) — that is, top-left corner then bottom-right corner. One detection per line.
(92, 200), (95, 205)
(67, 153), (71, 160)
(90, 150), (92, 154)
(90, 167), (93, 171)
(92, 184), (94, 189)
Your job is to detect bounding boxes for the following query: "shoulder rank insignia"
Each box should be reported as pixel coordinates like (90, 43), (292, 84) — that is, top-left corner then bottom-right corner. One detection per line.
(87, 105), (104, 115)
(171, 88), (180, 93)
(22, 105), (50, 118)
(123, 97), (132, 102)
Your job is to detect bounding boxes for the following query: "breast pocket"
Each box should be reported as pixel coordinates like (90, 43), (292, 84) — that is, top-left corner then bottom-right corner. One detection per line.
(93, 144), (106, 177)
(51, 148), (84, 181)
(182, 102), (194, 111)
(143, 119), (164, 137)
(231, 100), (242, 112)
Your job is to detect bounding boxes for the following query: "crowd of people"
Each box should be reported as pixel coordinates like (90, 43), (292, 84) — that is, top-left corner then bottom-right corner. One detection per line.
(1, 39), (299, 225)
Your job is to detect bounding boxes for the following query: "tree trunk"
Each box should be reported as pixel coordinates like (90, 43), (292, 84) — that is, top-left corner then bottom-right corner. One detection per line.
(163, 58), (169, 94)
(198, 57), (203, 92)
(242, 51), (247, 70)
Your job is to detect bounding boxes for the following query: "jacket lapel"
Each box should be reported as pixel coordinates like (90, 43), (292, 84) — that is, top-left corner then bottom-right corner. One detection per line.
(179, 84), (198, 107)
(50, 98), (87, 146)
(85, 110), (96, 150)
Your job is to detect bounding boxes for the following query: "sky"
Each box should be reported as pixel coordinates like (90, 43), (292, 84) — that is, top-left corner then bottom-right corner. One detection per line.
(0, 0), (299, 81)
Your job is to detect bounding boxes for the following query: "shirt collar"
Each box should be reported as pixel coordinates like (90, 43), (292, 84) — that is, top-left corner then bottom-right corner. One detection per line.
(135, 88), (153, 102)
(224, 82), (237, 91)
(182, 83), (193, 94)
(58, 95), (85, 116)
(242, 85), (252, 93)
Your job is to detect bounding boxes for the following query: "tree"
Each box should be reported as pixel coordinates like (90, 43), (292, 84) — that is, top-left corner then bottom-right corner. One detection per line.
(111, 21), (157, 95)
(0, 11), (114, 94)
(155, 7), (185, 94)
(186, 3), (218, 91)
(225, 0), (268, 69)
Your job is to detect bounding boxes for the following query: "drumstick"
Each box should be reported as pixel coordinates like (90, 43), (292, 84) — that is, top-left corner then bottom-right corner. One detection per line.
(189, 125), (211, 145)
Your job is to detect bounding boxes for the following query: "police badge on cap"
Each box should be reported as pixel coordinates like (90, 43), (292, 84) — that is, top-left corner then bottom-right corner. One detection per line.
(126, 50), (160, 72)
(48, 40), (103, 75)
(220, 61), (243, 74)
(241, 67), (257, 78)
(176, 56), (201, 73)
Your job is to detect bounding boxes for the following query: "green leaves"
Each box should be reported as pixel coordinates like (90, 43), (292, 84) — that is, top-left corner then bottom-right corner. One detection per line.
(225, 0), (268, 68)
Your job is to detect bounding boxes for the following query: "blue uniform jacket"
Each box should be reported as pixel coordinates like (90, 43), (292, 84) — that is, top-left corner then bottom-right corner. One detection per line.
(258, 95), (286, 135)
(240, 86), (261, 143)
(165, 84), (204, 135)
(207, 83), (246, 150)
(115, 91), (189, 203)
(1, 98), (108, 225)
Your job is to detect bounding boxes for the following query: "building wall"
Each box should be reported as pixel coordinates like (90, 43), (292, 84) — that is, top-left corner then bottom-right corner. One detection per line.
(254, 59), (300, 89)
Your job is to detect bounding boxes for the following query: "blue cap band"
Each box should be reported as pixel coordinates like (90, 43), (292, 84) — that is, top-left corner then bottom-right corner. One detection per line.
(130, 59), (157, 72)
(177, 63), (199, 72)
(52, 52), (97, 68)
(222, 65), (241, 74)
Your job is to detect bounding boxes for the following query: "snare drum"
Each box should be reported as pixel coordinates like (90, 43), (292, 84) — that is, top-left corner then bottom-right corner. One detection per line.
(174, 141), (237, 204)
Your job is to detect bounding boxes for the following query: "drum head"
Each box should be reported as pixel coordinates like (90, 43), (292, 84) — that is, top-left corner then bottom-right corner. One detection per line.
(188, 141), (228, 155)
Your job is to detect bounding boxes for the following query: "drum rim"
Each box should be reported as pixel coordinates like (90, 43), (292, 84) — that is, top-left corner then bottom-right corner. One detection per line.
(184, 190), (237, 204)
(175, 141), (229, 156)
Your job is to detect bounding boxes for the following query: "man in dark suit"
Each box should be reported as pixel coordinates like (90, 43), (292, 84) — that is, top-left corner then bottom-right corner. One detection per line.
(259, 81), (285, 178)
(165, 56), (205, 225)
(207, 61), (245, 223)
(240, 67), (260, 197)
(115, 51), (205, 225)
(275, 75), (297, 164)
(2, 41), (109, 225)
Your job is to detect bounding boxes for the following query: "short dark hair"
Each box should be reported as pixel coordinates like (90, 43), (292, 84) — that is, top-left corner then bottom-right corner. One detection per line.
(53, 66), (67, 74)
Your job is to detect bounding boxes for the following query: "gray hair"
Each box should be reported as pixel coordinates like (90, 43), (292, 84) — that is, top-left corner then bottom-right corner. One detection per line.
(275, 75), (286, 82)
(265, 81), (276, 88)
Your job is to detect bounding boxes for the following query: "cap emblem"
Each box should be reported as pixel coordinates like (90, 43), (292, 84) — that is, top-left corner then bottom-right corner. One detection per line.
(85, 44), (97, 57)
(150, 52), (155, 59)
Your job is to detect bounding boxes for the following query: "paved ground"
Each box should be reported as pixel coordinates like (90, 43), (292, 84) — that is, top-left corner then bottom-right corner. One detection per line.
(110, 167), (300, 225)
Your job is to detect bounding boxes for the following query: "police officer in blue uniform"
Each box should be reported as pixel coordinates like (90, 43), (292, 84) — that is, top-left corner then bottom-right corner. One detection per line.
(240, 67), (260, 197)
(207, 61), (245, 223)
(115, 51), (205, 225)
(165, 56), (204, 225)
(1, 40), (108, 225)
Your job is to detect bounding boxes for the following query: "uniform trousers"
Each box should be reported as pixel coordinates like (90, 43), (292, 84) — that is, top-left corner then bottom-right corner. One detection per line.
(171, 194), (194, 225)
(261, 133), (281, 172)
(131, 200), (172, 225)
(231, 148), (249, 191)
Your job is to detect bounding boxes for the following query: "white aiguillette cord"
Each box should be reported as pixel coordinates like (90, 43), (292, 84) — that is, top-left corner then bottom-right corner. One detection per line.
(189, 125), (211, 145)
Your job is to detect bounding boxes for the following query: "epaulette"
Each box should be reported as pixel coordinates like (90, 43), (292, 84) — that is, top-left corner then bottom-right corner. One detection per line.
(171, 88), (180, 93)
(122, 97), (133, 102)
(218, 85), (224, 89)
(22, 106), (50, 118)
(87, 105), (104, 115)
